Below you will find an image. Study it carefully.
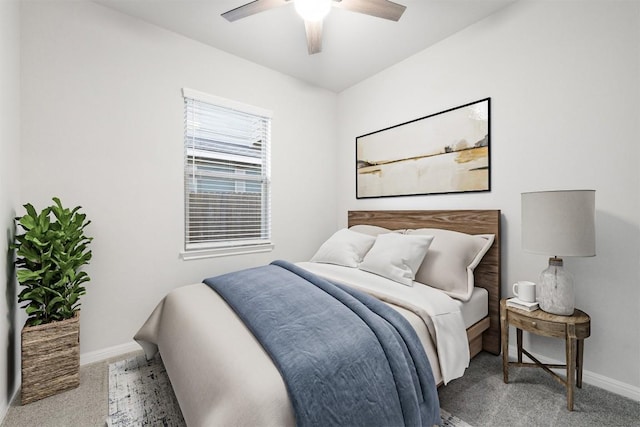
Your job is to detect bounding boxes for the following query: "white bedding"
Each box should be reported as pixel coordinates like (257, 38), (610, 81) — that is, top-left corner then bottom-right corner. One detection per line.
(134, 262), (479, 426)
(297, 262), (470, 383)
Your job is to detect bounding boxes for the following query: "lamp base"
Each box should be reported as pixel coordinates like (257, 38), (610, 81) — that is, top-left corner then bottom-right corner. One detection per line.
(538, 257), (575, 316)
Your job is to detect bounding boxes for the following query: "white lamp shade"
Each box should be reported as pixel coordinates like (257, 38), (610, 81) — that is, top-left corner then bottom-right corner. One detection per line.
(522, 190), (596, 257)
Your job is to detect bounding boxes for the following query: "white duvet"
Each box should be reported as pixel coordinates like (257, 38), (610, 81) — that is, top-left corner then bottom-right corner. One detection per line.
(134, 262), (470, 426)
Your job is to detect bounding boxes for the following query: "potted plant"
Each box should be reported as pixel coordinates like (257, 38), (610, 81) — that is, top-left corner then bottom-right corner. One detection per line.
(13, 197), (92, 404)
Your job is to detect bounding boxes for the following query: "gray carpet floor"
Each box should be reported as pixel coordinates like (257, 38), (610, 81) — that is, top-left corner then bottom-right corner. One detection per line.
(438, 352), (640, 426)
(1, 352), (140, 427)
(1, 350), (638, 426)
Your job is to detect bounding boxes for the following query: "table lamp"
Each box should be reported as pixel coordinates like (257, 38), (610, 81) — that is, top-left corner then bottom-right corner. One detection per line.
(521, 190), (596, 315)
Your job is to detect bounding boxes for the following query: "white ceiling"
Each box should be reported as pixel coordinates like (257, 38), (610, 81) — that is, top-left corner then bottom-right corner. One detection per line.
(94, 0), (516, 92)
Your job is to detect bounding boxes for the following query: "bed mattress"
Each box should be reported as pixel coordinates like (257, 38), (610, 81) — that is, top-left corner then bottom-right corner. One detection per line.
(458, 286), (489, 329)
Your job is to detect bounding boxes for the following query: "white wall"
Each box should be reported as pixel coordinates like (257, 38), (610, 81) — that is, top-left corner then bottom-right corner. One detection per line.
(337, 0), (640, 397)
(20, 1), (338, 358)
(13, 0), (640, 411)
(0, 0), (22, 417)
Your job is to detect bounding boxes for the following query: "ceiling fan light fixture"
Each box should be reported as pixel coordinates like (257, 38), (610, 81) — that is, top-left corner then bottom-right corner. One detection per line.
(294, 0), (332, 22)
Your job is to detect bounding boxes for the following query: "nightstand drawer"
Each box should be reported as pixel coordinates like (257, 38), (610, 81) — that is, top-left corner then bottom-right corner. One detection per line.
(509, 312), (566, 338)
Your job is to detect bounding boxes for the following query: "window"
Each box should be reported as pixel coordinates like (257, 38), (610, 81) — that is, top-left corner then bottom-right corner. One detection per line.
(182, 88), (272, 258)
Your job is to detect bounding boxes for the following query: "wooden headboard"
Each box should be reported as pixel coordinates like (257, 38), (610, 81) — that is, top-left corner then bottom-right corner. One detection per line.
(348, 210), (501, 355)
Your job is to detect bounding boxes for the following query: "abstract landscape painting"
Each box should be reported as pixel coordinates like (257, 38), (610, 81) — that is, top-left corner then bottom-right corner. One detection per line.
(356, 98), (490, 198)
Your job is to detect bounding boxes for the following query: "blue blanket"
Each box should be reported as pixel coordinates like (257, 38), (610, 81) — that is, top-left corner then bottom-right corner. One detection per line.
(203, 260), (440, 427)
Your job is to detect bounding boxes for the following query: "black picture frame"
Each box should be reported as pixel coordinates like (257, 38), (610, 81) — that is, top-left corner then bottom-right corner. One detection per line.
(356, 98), (491, 199)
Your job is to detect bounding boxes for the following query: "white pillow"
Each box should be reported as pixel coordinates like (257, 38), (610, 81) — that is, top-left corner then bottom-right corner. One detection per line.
(359, 233), (434, 286)
(406, 228), (495, 301)
(310, 228), (376, 268)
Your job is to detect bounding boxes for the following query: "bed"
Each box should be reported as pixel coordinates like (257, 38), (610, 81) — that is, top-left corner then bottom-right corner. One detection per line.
(134, 210), (501, 426)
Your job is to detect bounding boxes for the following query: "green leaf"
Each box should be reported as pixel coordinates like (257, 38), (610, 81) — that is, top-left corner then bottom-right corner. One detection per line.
(16, 269), (43, 282)
(68, 293), (79, 306)
(46, 296), (65, 311)
(24, 234), (48, 248)
(25, 305), (40, 315)
(19, 215), (36, 230)
(24, 203), (37, 218)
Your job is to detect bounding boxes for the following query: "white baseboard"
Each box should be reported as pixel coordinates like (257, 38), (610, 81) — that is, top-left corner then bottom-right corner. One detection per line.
(508, 345), (640, 402)
(0, 403), (8, 427)
(80, 341), (141, 366)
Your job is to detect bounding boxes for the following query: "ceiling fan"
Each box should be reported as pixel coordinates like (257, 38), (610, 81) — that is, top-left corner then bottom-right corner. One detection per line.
(222, 0), (406, 55)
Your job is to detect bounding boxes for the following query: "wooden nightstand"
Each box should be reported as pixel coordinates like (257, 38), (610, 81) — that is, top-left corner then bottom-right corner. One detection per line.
(500, 299), (591, 411)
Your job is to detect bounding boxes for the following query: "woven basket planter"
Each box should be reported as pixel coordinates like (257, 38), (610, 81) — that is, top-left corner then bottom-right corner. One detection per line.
(21, 311), (80, 404)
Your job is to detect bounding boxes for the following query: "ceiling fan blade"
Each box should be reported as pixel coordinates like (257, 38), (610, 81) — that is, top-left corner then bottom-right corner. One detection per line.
(333, 0), (406, 21)
(304, 19), (323, 54)
(222, 0), (291, 22)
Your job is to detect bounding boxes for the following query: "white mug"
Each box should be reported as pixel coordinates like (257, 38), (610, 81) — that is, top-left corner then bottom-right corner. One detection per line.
(513, 281), (536, 303)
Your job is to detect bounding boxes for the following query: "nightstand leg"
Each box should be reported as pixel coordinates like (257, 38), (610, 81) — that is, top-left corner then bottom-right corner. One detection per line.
(501, 303), (509, 383)
(517, 328), (523, 363)
(576, 339), (584, 388)
(566, 325), (577, 411)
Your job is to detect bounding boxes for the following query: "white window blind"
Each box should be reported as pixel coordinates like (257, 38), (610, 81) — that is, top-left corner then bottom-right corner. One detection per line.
(183, 89), (272, 253)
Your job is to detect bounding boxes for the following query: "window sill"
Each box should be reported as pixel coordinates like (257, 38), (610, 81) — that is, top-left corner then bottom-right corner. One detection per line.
(180, 243), (274, 261)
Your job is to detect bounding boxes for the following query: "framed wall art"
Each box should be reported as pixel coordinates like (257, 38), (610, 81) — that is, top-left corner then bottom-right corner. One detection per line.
(356, 98), (490, 199)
